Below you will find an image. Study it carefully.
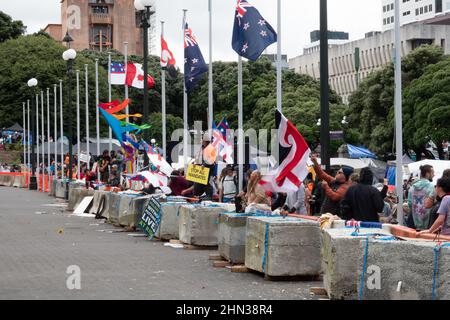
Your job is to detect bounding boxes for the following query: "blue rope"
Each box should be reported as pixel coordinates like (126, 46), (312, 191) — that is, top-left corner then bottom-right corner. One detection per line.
(432, 243), (450, 300)
(359, 237), (370, 301)
(261, 223), (270, 273)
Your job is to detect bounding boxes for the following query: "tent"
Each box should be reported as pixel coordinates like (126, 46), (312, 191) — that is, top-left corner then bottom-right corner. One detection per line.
(347, 144), (376, 159)
(407, 160), (450, 185)
(5, 123), (23, 132)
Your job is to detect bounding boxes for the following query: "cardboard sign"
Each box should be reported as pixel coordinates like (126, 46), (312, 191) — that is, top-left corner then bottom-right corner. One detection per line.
(138, 197), (162, 239)
(186, 164), (210, 185)
(79, 152), (91, 163)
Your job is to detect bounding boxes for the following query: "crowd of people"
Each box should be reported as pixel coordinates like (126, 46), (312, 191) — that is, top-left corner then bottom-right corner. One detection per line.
(163, 137), (450, 237)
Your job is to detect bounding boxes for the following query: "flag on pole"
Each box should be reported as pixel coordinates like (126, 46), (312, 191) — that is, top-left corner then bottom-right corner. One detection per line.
(259, 110), (311, 193)
(126, 62), (155, 89)
(232, 0), (277, 61)
(212, 122), (234, 164)
(110, 62), (126, 85)
(161, 36), (176, 68)
(184, 23), (208, 92)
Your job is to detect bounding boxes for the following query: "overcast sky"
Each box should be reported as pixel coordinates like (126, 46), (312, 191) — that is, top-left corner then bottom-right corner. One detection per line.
(1, 0), (382, 64)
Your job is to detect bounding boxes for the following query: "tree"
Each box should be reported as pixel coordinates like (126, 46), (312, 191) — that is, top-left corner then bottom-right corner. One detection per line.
(0, 35), (111, 143)
(0, 11), (26, 43)
(346, 45), (445, 158)
(403, 56), (450, 159)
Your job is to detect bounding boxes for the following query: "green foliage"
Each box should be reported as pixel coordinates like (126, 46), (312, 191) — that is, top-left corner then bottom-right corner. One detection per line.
(146, 112), (184, 144)
(347, 45), (446, 158)
(0, 11), (26, 43)
(403, 56), (450, 158)
(0, 35), (111, 142)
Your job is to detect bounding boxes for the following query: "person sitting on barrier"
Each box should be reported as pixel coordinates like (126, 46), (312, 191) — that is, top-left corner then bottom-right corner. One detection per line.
(419, 177), (450, 236)
(108, 165), (120, 187)
(407, 165), (436, 231)
(169, 170), (190, 196)
(99, 150), (111, 183)
(244, 170), (271, 214)
(310, 154), (353, 216)
(218, 166), (237, 203)
(340, 167), (386, 222)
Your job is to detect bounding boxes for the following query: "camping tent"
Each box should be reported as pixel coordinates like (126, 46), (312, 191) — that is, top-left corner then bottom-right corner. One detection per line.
(347, 144), (376, 159)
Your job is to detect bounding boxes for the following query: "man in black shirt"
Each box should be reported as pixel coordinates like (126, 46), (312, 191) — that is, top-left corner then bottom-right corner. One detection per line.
(340, 167), (385, 222)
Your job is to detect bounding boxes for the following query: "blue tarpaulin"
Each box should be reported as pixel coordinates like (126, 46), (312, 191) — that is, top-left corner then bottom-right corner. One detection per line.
(347, 144), (377, 159)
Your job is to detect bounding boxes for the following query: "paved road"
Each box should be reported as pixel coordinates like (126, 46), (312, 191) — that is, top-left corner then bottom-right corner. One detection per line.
(0, 186), (321, 300)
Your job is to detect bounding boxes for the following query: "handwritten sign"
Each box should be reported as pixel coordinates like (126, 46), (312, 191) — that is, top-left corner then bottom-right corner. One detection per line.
(186, 164), (210, 185)
(138, 197), (161, 239)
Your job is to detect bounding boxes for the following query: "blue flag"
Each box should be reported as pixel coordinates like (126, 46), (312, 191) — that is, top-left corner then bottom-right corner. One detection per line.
(232, 0), (277, 61)
(184, 23), (208, 93)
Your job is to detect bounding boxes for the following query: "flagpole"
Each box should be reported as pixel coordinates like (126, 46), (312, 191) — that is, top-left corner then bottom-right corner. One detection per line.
(276, 0), (282, 112)
(54, 84), (57, 179)
(124, 42), (129, 119)
(41, 90), (44, 191)
(85, 64), (90, 170)
(208, 0), (213, 137)
(36, 94), (40, 184)
(161, 20), (167, 160)
(36, 94), (40, 183)
(23, 102), (26, 170)
(238, 56), (244, 193)
(59, 80), (64, 179)
(27, 99), (30, 173)
(183, 9), (188, 173)
(394, 0), (404, 226)
(47, 88), (51, 190)
(108, 53), (112, 153)
(76, 69), (81, 179)
(95, 59), (100, 163)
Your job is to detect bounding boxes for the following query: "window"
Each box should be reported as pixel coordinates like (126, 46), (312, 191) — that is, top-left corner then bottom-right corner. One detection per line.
(416, 8), (419, 15)
(420, 7), (423, 14)
(92, 6), (108, 14)
(383, 18), (387, 25)
(425, 5), (428, 12)
(429, 4), (433, 11)
(391, 3), (394, 10)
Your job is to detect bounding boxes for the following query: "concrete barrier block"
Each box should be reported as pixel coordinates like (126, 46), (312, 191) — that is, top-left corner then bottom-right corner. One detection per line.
(321, 227), (393, 300)
(245, 217), (322, 277)
(118, 195), (151, 228)
(49, 179), (57, 197)
(218, 213), (248, 264)
(156, 202), (187, 240)
(13, 175), (26, 188)
(108, 193), (122, 224)
(357, 240), (450, 300)
(178, 205), (228, 246)
(89, 190), (111, 219)
(67, 188), (94, 211)
(55, 180), (66, 198)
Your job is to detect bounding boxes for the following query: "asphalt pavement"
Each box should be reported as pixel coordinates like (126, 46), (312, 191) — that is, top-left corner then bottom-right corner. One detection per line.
(0, 186), (321, 300)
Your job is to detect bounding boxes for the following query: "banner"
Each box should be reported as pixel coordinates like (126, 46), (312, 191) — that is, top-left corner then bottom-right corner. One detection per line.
(139, 197), (162, 239)
(186, 164), (210, 185)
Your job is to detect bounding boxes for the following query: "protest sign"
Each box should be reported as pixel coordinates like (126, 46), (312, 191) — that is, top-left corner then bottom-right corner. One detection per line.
(186, 164), (210, 185)
(138, 197), (162, 239)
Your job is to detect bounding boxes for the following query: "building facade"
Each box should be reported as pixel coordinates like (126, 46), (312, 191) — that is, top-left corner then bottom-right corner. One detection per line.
(289, 23), (450, 104)
(43, 0), (145, 56)
(382, 0), (450, 31)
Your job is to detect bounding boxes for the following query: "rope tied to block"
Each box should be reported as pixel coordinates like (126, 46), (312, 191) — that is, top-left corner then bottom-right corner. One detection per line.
(261, 223), (270, 273)
(432, 242), (450, 300)
(356, 233), (397, 301)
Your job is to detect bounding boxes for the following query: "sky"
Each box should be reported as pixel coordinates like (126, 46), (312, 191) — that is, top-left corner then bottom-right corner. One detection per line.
(0, 0), (382, 65)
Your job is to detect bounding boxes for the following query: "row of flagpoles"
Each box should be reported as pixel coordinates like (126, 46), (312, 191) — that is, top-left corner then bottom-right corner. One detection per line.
(21, 0), (284, 193)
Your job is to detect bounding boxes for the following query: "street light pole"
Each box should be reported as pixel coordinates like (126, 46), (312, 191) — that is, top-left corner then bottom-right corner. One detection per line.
(62, 31), (77, 200)
(135, 0), (155, 143)
(320, 0), (331, 172)
(27, 78), (38, 190)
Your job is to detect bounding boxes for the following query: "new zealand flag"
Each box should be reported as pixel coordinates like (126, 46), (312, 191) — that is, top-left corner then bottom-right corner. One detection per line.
(184, 23), (208, 93)
(232, 0), (277, 61)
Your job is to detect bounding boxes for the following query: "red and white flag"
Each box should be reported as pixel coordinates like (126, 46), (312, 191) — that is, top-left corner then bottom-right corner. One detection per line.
(160, 36), (176, 68)
(125, 62), (155, 89)
(260, 110), (311, 193)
